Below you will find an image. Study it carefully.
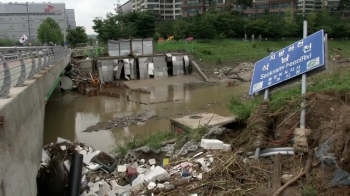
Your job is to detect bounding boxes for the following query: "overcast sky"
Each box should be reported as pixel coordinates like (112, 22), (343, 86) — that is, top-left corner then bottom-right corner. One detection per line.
(22, 0), (128, 34)
(65, 0), (127, 34)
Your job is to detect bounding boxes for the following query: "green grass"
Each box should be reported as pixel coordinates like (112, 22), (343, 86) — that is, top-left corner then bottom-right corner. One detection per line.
(114, 127), (210, 154)
(229, 72), (350, 121)
(154, 39), (350, 63)
(115, 131), (175, 154)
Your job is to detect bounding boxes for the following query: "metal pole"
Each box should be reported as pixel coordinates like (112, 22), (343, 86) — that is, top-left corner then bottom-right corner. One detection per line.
(254, 88), (270, 159)
(63, 8), (67, 47)
(26, 2), (31, 43)
(300, 20), (307, 129)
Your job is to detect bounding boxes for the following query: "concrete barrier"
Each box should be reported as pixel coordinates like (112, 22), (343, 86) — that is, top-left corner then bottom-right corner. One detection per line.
(0, 54), (70, 196)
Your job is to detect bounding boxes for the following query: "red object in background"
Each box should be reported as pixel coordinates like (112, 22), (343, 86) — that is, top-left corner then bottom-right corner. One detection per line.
(186, 37), (194, 42)
(127, 167), (137, 177)
(177, 129), (182, 134)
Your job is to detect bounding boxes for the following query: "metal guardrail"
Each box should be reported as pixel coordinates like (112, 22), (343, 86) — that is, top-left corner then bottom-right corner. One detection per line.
(0, 46), (71, 99)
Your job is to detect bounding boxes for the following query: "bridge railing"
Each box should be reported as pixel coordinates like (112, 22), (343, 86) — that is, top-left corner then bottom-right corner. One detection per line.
(0, 46), (71, 99)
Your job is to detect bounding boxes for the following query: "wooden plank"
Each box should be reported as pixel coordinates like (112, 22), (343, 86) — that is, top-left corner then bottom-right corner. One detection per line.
(272, 153), (282, 192)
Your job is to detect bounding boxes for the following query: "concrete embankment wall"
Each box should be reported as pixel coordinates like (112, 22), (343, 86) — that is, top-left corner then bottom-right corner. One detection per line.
(0, 55), (70, 196)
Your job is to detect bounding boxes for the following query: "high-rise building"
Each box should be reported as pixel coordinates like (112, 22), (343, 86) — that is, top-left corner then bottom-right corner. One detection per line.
(181, 0), (227, 16)
(297, 0), (341, 14)
(0, 2), (76, 42)
(66, 9), (76, 29)
(237, 0), (297, 17)
(119, 0), (133, 13)
(132, 0), (182, 19)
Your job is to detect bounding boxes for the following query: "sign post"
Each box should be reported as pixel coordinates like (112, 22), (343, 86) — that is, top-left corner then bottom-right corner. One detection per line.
(249, 30), (325, 95)
(249, 26), (326, 157)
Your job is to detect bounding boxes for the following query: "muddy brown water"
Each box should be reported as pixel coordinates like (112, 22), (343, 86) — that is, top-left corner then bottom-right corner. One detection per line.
(44, 76), (250, 152)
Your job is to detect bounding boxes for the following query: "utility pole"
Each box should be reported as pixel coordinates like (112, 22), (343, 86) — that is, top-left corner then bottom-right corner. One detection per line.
(26, 2), (31, 44)
(63, 8), (67, 47)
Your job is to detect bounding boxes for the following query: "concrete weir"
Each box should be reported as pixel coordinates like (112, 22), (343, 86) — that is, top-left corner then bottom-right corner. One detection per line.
(170, 113), (237, 132)
(0, 54), (70, 196)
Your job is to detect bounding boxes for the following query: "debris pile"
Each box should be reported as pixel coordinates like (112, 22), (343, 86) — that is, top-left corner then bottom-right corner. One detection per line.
(131, 88), (151, 94)
(84, 111), (158, 132)
(330, 48), (350, 63)
(213, 62), (254, 80)
(213, 66), (233, 79)
(38, 136), (239, 196)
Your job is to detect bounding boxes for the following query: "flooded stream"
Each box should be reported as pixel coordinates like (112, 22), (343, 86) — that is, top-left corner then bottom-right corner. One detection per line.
(44, 76), (249, 152)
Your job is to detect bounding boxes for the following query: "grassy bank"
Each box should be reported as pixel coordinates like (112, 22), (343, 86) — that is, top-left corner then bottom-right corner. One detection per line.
(154, 39), (350, 63)
(114, 127), (209, 154)
(229, 71), (350, 122)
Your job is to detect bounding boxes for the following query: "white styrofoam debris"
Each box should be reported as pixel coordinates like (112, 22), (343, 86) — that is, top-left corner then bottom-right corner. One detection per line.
(63, 160), (71, 172)
(88, 182), (94, 187)
(87, 163), (102, 171)
(140, 159), (145, 164)
(137, 167), (147, 174)
(82, 167), (88, 175)
(200, 139), (224, 150)
(131, 174), (145, 189)
(80, 191), (87, 196)
(99, 182), (111, 196)
(189, 194), (198, 196)
(83, 150), (101, 165)
(57, 137), (71, 143)
(90, 183), (100, 193)
(117, 165), (127, 172)
(148, 159), (156, 165)
(110, 180), (118, 188)
(223, 144), (232, 152)
(147, 182), (156, 190)
(79, 150), (88, 156)
(157, 183), (165, 189)
(113, 184), (132, 195)
(195, 158), (209, 172)
(144, 166), (170, 183)
(60, 145), (67, 151)
(75, 145), (83, 151)
(132, 162), (138, 168)
(41, 149), (49, 163)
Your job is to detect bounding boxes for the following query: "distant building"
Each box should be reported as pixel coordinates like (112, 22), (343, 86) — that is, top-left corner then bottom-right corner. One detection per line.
(119, 0), (133, 13)
(132, 0), (182, 19)
(66, 9), (77, 29)
(297, 0), (341, 14)
(181, 0), (227, 17)
(0, 2), (76, 42)
(235, 0), (297, 17)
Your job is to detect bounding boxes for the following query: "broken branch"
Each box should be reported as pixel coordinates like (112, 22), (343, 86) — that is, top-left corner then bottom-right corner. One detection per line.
(272, 149), (314, 196)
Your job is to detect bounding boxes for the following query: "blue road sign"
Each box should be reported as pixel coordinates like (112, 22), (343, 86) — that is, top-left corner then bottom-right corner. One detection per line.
(249, 30), (325, 95)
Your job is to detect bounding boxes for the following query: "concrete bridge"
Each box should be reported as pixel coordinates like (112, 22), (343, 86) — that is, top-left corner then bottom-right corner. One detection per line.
(0, 46), (71, 196)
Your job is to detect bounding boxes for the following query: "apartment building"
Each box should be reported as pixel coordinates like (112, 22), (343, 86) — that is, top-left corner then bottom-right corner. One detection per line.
(132, 0), (182, 19)
(227, 0), (297, 17)
(297, 0), (341, 14)
(181, 0), (227, 16)
(0, 2), (76, 42)
(119, 0), (133, 13)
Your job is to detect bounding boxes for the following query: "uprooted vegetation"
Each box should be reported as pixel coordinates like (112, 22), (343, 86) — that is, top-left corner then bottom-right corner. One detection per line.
(226, 72), (350, 195)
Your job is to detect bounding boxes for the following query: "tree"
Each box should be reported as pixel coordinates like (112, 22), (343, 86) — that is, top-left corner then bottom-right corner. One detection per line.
(37, 17), (63, 44)
(0, 38), (14, 46)
(67, 26), (89, 47)
(283, 6), (299, 37)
